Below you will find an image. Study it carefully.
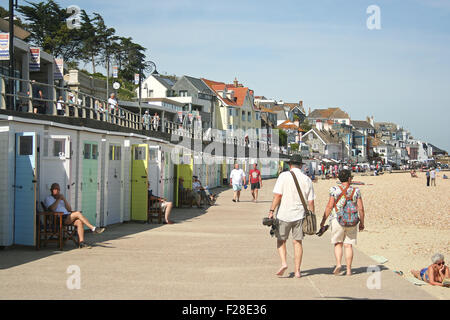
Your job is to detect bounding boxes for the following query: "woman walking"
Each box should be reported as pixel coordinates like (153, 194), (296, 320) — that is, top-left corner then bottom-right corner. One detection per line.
(319, 170), (365, 276)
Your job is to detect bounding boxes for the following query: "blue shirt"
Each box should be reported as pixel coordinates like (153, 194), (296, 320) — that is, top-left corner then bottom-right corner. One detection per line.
(44, 195), (70, 215)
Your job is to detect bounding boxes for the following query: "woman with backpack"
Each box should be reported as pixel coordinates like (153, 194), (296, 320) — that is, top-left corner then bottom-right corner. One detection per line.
(319, 170), (365, 276)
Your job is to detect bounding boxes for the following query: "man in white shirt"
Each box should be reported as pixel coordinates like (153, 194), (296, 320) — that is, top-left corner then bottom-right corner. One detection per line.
(430, 167), (437, 186)
(108, 93), (118, 123)
(268, 155), (315, 278)
(44, 183), (105, 248)
(230, 163), (246, 203)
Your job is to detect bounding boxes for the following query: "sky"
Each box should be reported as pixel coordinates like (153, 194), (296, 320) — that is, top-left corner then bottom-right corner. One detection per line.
(32, 0), (450, 151)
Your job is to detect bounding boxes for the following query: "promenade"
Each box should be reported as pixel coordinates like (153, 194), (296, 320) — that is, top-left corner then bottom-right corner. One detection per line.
(0, 179), (434, 300)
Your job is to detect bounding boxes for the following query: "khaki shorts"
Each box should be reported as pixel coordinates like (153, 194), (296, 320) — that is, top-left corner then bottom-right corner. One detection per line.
(275, 219), (304, 241)
(330, 218), (357, 245)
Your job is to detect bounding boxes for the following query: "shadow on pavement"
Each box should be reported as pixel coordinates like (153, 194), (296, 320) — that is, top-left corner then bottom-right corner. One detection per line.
(0, 185), (231, 270)
(301, 265), (390, 277)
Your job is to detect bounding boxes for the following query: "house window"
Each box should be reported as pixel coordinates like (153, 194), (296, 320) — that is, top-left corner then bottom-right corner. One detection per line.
(242, 111), (245, 121)
(179, 90), (188, 97)
(228, 108), (233, 117)
(148, 90), (154, 98)
(256, 112), (261, 120)
(248, 112), (251, 122)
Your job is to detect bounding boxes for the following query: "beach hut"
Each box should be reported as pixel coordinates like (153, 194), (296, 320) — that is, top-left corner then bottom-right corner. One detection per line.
(39, 132), (74, 214)
(103, 139), (125, 225)
(160, 144), (176, 202)
(131, 144), (148, 221)
(148, 145), (162, 198)
(78, 133), (102, 228)
(13, 132), (39, 246)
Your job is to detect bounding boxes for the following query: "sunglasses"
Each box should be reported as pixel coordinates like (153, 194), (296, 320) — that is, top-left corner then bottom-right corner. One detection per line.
(436, 261), (445, 266)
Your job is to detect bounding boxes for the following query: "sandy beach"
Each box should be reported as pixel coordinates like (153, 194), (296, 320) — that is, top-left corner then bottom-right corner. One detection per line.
(312, 171), (450, 300)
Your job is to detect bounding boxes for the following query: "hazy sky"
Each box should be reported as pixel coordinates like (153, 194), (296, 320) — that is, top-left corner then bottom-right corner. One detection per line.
(52, 0), (450, 151)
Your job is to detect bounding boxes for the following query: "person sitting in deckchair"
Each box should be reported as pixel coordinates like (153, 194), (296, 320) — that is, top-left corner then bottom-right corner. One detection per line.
(44, 183), (105, 249)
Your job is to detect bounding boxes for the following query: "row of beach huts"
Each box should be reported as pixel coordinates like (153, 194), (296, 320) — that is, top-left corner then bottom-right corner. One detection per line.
(0, 114), (281, 248)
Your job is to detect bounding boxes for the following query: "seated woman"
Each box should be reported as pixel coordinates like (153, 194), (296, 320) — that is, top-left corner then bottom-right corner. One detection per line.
(410, 170), (418, 178)
(411, 253), (450, 287)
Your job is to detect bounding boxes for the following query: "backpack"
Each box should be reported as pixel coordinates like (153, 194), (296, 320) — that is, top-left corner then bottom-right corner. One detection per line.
(334, 185), (359, 227)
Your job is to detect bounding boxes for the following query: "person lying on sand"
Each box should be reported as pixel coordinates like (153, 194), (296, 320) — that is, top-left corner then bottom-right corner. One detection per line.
(411, 253), (450, 287)
(410, 170), (418, 178)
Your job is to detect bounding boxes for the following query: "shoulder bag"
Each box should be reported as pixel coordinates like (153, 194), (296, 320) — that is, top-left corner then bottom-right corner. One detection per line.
(290, 171), (317, 235)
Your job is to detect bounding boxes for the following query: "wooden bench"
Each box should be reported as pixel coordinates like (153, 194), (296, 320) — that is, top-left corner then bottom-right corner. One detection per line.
(147, 198), (164, 224)
(36, 202), (78, 250)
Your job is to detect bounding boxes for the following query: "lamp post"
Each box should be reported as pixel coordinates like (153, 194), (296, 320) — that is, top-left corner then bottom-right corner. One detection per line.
(8, 0), (18, 110)
(138, 60), (157, 118)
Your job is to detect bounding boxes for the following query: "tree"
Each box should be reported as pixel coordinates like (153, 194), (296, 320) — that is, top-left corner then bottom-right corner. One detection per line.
(278, 130), (287, 147)
(299, 119), (312, 132)
(17, 0), (82, 61)
(0, 6), (27, 29)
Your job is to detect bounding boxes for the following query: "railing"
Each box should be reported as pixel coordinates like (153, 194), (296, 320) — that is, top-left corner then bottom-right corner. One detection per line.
(0, 75), (274, 149)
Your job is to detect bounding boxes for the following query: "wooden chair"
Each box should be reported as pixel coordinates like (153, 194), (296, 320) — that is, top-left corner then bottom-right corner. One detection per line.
(147, 198), (164, 224)
(36, 202), (78, 250)
(178, 188), (194, 208)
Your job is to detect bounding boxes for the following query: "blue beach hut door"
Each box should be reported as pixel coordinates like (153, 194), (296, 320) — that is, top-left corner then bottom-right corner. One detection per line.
(14, 132), (38, 246)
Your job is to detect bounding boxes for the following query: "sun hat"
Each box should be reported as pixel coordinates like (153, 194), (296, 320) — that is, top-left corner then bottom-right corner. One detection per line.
(288, 154), (303, 165)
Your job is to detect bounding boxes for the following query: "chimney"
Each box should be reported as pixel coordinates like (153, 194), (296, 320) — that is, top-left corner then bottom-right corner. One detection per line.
(299, 101), (303, 108)
(233, 77), (239, 87)
(316, 120), (323, 131)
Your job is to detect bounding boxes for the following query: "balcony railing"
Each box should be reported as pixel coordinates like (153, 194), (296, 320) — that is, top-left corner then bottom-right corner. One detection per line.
(1, 75), (278, 151)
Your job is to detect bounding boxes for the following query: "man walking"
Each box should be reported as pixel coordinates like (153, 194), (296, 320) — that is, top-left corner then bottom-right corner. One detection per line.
(268, 155), (315, 278)
(249, 163), (262, 203)
(230, 163), (246, 202)
(426, 169), (431, 187)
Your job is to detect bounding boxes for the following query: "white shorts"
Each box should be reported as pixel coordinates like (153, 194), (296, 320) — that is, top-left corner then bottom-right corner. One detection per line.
(330, 218), (357, 245)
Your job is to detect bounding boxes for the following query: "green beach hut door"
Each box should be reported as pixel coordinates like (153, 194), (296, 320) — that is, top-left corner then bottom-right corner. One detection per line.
(82, 142), (99, 228)
(14, 132), (38, 246)
(131, 144), (148, 221)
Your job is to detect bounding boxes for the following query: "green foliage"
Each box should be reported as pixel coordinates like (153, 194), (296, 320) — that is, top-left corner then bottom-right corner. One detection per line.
(17, 0), (82, 61)
(290, 143), (299, 152)
(300, 119), (312, 132)
(278, 130), (288, 147)
(16, 0), (150, 96)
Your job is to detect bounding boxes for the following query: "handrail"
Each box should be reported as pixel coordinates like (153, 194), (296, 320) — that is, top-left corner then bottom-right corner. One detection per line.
(0, 74), (268, 147)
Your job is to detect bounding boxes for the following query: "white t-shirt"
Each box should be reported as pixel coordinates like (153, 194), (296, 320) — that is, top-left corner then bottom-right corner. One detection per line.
(273, 168), (315, 222)
(44, 195), (70, 215)
(430, 170), (436, 179)
(56, 100), (64, 110)
(193, 181), (201, 192)
(230, 169), (245, 186)
(108, 98), (118, 110)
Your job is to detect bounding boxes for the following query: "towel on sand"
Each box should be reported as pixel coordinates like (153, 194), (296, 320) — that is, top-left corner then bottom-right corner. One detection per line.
(370, 255), (388, 264)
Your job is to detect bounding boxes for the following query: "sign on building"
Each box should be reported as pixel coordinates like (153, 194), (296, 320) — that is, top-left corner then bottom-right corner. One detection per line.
(54, 58), (64, 80)
(30, 47), (40, 72)
(112, 66), (118, 78)
(0, 33), (9, 61)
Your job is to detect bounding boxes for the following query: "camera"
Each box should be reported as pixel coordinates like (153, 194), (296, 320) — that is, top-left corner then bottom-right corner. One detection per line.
(262, 218), (278, 237)
(262, 217), (275, 226)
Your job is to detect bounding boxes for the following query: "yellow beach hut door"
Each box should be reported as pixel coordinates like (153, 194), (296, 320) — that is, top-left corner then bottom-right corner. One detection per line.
(131, 144), (148, 221)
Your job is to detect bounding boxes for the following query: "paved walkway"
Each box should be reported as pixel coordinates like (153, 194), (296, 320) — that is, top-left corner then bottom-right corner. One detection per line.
(0, 179), (434, 300)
